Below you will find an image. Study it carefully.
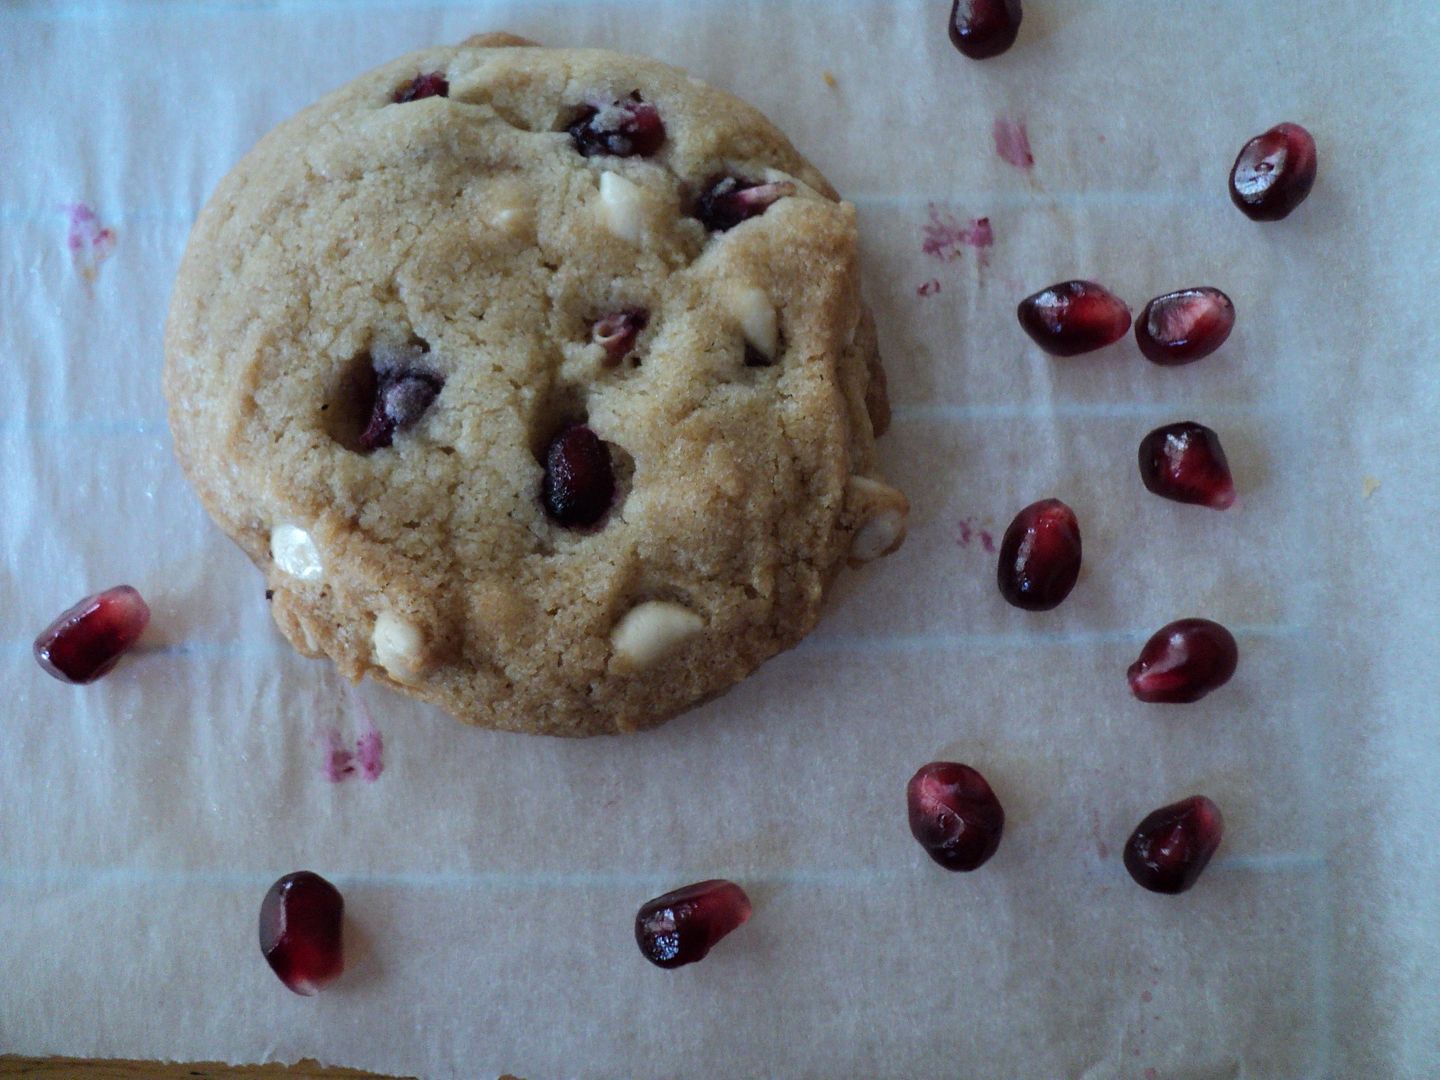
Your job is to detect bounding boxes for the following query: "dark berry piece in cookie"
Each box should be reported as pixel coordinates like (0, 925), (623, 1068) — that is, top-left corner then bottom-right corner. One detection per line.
(568, 93), (666, 158)
(592, 309), (649, 365)
(358, 359), (444, 452)
(394, 72), (449, 103)
(542, 424), (616, 528)
(694, 175), (796, 232)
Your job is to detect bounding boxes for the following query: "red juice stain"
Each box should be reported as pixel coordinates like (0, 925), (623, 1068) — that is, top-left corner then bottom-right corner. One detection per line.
(321, 729), (356, 783)
(922, 206), (995, 265)
(978, 530), (996, 554)
(1141, 990), (1153, 1003)
(917, 278), (943, 297)
(319, 692), (385, 783)
(63, 202), (117, 279)
(1145, 1069), (1159, 1080)
(992, 116), (1035, 169)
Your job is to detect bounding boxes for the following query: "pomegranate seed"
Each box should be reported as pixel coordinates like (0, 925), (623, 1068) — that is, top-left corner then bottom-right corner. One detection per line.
(1017, 280), (1132, 356)
(259, 871), (344, 995)
(635, 879), (751, 968)
(394, 71), (449, 103)
(1127, 618), (1238, 704)
(568, 93), (666, 158)
(906, 762), (1005, 872)
(997, 498), (1082, 611)
(694, 175), (796, 233)
(592, 309), (649, 365)
(948, 0), (1023, 59)
(1229, 122), (1317, 221)
(1136, 287), (1235, 366)
(34, 585), (150, 684)
(358, 365), (444, 451)
(1138, 421), (1235, 509)
(541, 423), (616, 528)
(1124, 796), (1224, 894)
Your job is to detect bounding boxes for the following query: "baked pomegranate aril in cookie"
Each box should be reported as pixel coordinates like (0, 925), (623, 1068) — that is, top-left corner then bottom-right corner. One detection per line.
(163, 35), (905, 735)
(635, 880), (751, 968)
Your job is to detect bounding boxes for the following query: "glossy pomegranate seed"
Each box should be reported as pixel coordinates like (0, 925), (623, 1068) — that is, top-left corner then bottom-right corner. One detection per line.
(906, 762), (1005, 872)
(259, 871), (344, 995)
(694, 175), (796, 232)
(1017, 280), (1131, 357)
(568, 93), (666, 158)
(34, 585), (150, 684)
(1136, 287), (1235, 365)
(1138, 421), (1235, 509)
(358, 365), (444, 451)
(948, 0), (1023, 59)
(635, 879), (751, 969)
(1230, 122), (1317, 221)
(1124, 796), (1224, 894)
(592, 309), (649, 365)
(997, 498), (1082, 611)
(394, 71), (449, 103)
(542, 423), (616, 528)
(1127, 618), (1238, 704)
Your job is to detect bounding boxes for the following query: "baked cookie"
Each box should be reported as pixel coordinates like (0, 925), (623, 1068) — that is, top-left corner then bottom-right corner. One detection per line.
(164, 33), (907, 736)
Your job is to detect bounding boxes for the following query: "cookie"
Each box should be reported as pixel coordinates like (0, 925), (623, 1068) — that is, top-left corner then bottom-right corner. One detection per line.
(164, 33), (907, 736)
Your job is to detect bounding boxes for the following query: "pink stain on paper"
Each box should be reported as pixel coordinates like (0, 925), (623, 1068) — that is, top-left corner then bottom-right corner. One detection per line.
(992, 116), (1035, 169)
(916, 278), (942, 297)
(956, 518), (997, 553)
(63, 202), (117, 279)
(1144, 1069), (1159, 1080)
(922, 206), (994, 264)
(319, 691), (385, 783)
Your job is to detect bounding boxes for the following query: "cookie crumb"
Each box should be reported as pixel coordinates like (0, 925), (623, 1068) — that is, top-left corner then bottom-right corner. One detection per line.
(823, 70), (838, 88)
(1362, 476), (1381, 499)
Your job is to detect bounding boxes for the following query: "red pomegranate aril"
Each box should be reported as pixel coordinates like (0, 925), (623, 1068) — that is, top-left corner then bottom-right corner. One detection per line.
(1136, 287), (1235, 365)
(358, 366), (444, 452)
(1138, 421), (1235, 509)
(568, 93), (666, 158)
(1017, 281), (1132, 356)
(592, 309), (649, 365)
(907, 762), (1005, 872)
(34, 585), (150, 684)
(542, 423), (616, 528)
(1124, 796), (1224, 894)
(635, 879), (751, 969)
(1127, 618), (1238, 704)
(694, 175), (796, 233)
(949, 0), (1023, 59)
(259, 871), (345, 995)
(394, 71), (449, 103)
(1230, 122), (1317, 221)
(997, 498), (1082, 611)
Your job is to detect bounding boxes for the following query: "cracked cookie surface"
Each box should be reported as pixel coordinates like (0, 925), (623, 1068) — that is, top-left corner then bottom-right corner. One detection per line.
(164, 34), (906, 736)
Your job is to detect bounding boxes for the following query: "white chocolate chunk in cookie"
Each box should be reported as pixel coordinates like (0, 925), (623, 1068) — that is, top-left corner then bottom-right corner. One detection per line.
(269, 524), (323, 581)
(846, 476), (909, 564)
(598, 171), (645, 245)
(372, 611), (427, 683)
(611, 601), (704, 673)
(727, 285), (779, 358)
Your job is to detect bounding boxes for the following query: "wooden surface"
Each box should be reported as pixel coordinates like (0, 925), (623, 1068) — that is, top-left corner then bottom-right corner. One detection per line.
(0, 1060), (412, 1079)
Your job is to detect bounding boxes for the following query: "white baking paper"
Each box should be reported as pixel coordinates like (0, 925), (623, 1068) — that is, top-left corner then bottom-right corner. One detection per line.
(2, 2), (1438, 1077)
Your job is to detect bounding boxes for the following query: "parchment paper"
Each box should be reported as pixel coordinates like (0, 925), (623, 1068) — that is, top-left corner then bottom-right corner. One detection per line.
(3, 2), (1438, 1077)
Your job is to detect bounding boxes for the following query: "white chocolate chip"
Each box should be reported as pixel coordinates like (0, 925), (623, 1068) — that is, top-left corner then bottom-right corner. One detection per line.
(611, 601), (704, 673)
(269, 524), (323, 582)
(846, 477), (909, 563)
(372, 611), (426, 684)
(727, 286), (779, 358)
(598, 171), (645, 245)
